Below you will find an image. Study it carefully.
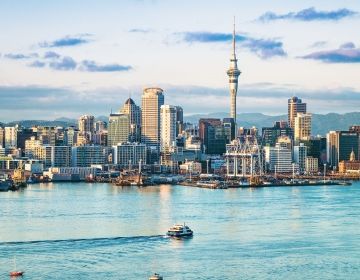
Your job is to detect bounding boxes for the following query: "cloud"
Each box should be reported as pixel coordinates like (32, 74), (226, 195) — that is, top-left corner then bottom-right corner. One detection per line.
(28, 60), (46, 68)
(301, 43), (360, 63)
(258, 7), (357, 22)
(4, 53), (38, 59)
(178, 32), (286, 58)
(43, 51), (61, 59)
(128, 28), (152, 33)
(49, 56), (77, 70)
(39, 34), (92, 48)
(310, 41), (328, 48)
(80, 60), (133, 72)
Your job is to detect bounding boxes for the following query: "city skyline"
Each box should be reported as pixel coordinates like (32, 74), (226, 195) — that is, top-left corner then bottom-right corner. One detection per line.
(1, 0), (360, 121)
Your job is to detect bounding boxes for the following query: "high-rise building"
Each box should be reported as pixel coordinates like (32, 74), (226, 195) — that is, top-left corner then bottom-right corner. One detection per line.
(294, 113), (312, 143)
(294, 143), (308, 173)
(78, 115), (95, 134)
(199, 119), (226, 155)
(30, 145), (71, 168)
(32, 126), (57, 146)
(160, 105), (177, 166)
(175, 106), (184, 136)
(64, 126), (79, 146)
(288, 97), (307, 129)
(0, 126), (4, 147)
(141, 87), (164, 162)
(264, 143), (292, 173)
(120, 98), (141, 143)
(94, 121), (107, 132)
(226, 20), (241, 128)
(327, 130), (360, 169)
(223, 118), (236, 142)
(4, 127), (18, 148)
(160, 105), (177, 152)
(107, 114), (130, 147)
(16, 128), (36, 153)
(78, 115), (95, 144)
(262, 121), (293, 147)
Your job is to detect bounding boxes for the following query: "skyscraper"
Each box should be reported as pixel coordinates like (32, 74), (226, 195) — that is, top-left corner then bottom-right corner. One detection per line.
(288, 97), (307, 129)
(327, 130), (360, 169)
(141, 87), (164, 162)
(78, 115), (95, 145)
(107, 113), (130, 147)
(226, 19), (241, 126)
(120, 98), (141, 143)
(294, 113), (312, 143)
(160, 105), (177, 153)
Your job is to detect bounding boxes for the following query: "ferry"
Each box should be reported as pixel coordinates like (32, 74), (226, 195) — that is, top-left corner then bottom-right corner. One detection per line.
(167, 223), (193, 237)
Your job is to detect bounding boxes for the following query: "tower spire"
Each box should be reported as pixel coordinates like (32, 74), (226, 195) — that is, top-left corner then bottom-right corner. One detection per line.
(233, 16), (236, 57)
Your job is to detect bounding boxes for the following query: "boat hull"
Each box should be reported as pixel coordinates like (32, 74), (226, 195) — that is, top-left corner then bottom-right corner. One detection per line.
(166, 231), (193, 238)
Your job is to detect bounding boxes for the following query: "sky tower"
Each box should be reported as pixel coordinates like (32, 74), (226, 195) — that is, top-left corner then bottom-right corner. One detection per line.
(226, 18), (241, 126)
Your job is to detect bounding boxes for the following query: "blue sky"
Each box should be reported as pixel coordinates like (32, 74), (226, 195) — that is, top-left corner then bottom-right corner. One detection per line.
(0, 0), (359, 121)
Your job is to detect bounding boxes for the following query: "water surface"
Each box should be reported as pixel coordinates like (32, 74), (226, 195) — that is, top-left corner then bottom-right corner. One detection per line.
(0, 182), (359, 279)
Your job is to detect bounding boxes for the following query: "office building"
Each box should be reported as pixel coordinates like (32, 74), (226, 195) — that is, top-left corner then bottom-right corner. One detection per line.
(199, 119), (226, 155)
(262, 121), (293, 147)
(327, 130), (359, 169)
(264, 143), (292, 173)
(107, 113), (130, 147)
(223, 118), (236, 142)
(294, 113), (312, 143)
(120, 98), (141, 143)
(288, 97), (306, 129)
(141, 87), (164, 162)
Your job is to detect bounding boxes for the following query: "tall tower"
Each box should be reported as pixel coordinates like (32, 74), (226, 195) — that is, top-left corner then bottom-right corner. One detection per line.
(288, 97), (306, 129)
(141, 87), (164, 163)
(227, 19), (241, 126)
(120, 98), (142, 142)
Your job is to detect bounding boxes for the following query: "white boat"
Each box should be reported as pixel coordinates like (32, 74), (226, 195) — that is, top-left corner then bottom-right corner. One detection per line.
(167, 223), (193, 237)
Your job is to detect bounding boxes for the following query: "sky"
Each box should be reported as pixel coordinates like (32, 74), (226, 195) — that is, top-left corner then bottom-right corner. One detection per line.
(0, 0), (360, 122)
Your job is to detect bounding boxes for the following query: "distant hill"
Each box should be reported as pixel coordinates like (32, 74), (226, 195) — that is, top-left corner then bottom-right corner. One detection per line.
(185, 112), (360, 136)
(6, 119), (77, 128)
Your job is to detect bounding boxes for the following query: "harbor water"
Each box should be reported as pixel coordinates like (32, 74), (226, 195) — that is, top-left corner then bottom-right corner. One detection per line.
(0, 182), (360, 279)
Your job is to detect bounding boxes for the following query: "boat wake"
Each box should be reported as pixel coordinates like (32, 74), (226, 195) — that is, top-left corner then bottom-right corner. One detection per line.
(0, 235), (165, 247)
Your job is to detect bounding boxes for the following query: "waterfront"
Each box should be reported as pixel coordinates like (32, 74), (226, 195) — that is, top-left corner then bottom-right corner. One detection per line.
(1, 183), (360, 279)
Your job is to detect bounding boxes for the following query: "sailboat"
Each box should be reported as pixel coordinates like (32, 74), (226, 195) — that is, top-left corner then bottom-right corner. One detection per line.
(9, 257), (24, 277)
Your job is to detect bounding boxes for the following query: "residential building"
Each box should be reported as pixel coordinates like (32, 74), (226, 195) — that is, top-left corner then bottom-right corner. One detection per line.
(72, 145), (110, 167)
(112, 142), (146, 167)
